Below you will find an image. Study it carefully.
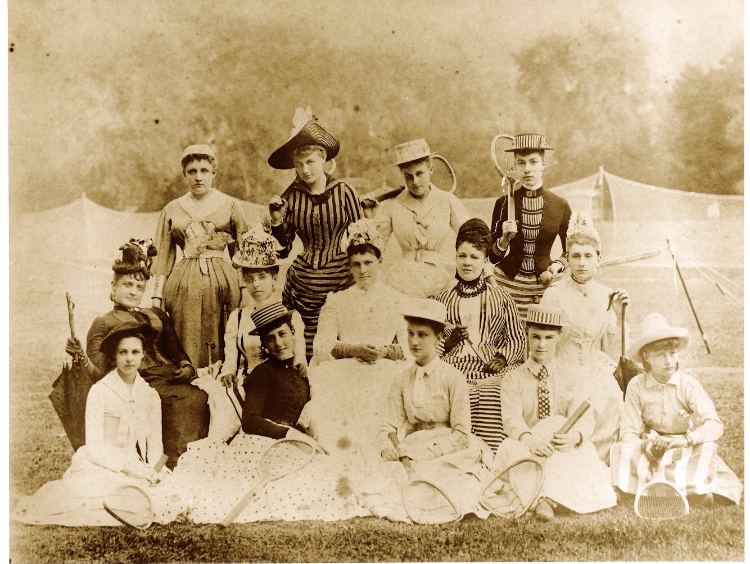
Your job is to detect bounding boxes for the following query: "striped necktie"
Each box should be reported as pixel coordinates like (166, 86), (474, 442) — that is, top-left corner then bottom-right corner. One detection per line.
(538, 365), (550, 419)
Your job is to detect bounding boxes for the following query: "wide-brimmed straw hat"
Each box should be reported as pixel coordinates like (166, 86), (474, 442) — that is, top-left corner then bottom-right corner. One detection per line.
(249, 302), (296, 336)
(112, 239), (157, 279)
(526, 305), (568, 328)
(232, 223), (282, 269)
(268, 107), (340, 170)
(627, 313), (689, 361)
(392, 138), (436, 166)
(100, 321), (155, 357)
(182, 144), (218, 166)
(505, 133), (553, 153)
(401, 299), (452, 328)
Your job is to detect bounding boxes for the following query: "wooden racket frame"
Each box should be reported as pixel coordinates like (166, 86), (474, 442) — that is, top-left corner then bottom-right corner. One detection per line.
(479, 456), (545, 518)
(490, 133), (518, 228)
(634, 448), (690, 520)
(102, 454), (169, 529)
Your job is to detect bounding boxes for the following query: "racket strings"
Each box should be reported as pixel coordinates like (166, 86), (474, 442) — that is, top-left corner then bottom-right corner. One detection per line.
(480, 459), (544, 518)
(430, 157), (455, 192)
(636, 482), (689, 520)
(402, 480), (460, 524)
(103, 486), (153, 529)
(258, 440), (315, 480)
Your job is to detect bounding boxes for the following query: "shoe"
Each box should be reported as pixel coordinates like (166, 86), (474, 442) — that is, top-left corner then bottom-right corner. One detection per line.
(534, 498), (555, 521)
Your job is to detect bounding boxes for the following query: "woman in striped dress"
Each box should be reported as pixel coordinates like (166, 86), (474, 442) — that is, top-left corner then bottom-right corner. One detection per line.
(488, 133), (572, 321)
(268, 108), (363, 360)
(434, 219), (526, 451)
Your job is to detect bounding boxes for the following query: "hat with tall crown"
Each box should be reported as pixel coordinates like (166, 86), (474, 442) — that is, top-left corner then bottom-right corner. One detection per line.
(268, 107), (340, 170)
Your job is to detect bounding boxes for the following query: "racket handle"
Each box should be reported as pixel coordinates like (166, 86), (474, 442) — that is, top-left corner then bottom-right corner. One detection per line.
(374, 187), (405, 202)
(220, 484), (263, 527)
(389, 432), (414, 476)
(153, 454), (168, 472)
(555, 401), (590, 436)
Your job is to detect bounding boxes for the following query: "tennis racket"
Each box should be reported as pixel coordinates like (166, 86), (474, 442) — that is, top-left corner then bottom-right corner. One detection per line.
(480, 457), (545, 518)
(220, 438), (317, 526)
(634, 449), (689, 520)
(490, 133), (519, 236)
(102, 454), (169, 529)
(388, 432), (414, 477)
(554, 401), (590, 438)
(364, 154), (457, 205)
(402, 478), (462, 524)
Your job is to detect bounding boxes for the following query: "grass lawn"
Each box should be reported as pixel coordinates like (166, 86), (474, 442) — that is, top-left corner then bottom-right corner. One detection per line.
(8, 257), (744, 562)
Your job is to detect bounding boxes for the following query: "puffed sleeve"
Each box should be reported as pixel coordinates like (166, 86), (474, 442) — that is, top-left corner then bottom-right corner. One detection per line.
(84, 384), (131, 472)
(344, 183), (363, 223)
(373, 198), (395, 246)
(500, 369), (531, 441)
(271, 188), (297, 258)
(312, 292), (338, 363)
(448, 193), (470, 234)
(219, 309), (241, 379)
(291, 311), (307, 367)
(683, 375), (724, 445)
(619, 375), (647, 444)
(152, 207), (177, 288)
(86, 316), (110, 381)
(554, 198), (573, 268)
(494, 289), (526, 367)
(228, 199), (249, 261)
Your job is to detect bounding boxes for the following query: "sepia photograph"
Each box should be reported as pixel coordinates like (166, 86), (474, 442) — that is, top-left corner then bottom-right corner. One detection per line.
(8, 0), (744, 561)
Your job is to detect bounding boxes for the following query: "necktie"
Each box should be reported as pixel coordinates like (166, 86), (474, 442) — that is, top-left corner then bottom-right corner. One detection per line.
(538, 365), (550, 419)
(413, 366), (426, 408)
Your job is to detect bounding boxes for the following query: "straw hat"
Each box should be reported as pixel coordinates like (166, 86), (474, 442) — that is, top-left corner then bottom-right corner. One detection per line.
(627, 313), (689, 361)
(392, 138), (436, 166)
(182, 144), (218, 166)
(268, 107), (340, 170)
(232, 223), (282, 269)
(526, 305), (568, 328)
(401, 299), (451, 328)
(249, 302), (295, 336)
(505, 133), (553, 153)
(112, 239), (157, 279)
(100, 321), (155, 357)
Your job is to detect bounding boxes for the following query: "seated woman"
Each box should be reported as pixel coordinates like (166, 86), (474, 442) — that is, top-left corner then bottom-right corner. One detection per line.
(65, 240), (209, 468)
(540, 212), (627, 462)
(434, 218), (526, 451)
(13, 323), (184, 525)
(363, 138), (470, 298)
(610, 313), (742, 507)
(361, 299), (493, 523)
(168, 302), (368, 523)
(305, 219), (410, 466)
(493, 306), (616, 522)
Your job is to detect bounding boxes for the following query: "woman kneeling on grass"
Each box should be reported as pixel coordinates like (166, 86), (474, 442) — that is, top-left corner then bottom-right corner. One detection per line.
(362, 299), (494, 523)
(609, 313), (742, 507)
(13, 322), (185, 526)
(168, 302), (369, 523)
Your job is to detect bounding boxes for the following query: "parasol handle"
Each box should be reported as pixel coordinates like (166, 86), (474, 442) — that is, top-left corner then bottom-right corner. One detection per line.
(66, 293), (76, 341)
(621, 301), (627, 357)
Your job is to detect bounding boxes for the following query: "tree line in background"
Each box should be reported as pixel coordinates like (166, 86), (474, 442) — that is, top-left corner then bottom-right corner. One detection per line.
(10, 9), (743, 213)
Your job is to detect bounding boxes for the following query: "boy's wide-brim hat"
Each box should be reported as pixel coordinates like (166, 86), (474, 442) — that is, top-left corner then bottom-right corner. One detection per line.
(627, 312), (689, 361)
(402, 299), (452, 328)
(100, 321), (155, 357)
(268, 107), (340, 170)
(392, 138), (436, 166)
(526, 305), (568, 328)
(249, 302), (296, 335)
(505, 133), (553, 153)
(182, 144), (218, 166)
(232, 224), (282, 269)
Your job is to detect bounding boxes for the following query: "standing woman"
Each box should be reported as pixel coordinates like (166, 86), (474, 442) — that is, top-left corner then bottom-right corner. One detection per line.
(363, 138), (470, 298)
(488, 133), (571, 320)
(152, 145), (248, 368)
(434, 218), (526, 451)
(267, 108), (363, 360)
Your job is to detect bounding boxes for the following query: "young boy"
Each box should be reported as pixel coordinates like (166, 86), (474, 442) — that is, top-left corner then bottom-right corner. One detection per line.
(610, 313), (742, 506)
(488, 134), (572, 320)
(494, 305), (616, 521)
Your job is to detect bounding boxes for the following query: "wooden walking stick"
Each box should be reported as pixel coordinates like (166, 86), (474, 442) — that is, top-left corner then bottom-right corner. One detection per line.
(667, 240), (711, 354)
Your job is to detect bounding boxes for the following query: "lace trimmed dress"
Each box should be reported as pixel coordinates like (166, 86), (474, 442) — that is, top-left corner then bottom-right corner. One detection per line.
(153, 190), (248, 368)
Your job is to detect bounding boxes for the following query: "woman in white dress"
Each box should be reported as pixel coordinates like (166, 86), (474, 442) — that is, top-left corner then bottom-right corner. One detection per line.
(540, 212), (628, 462)
(305, 219), (410, 468)
(363, 138), (469, 298)
(13, 323), (184, 525)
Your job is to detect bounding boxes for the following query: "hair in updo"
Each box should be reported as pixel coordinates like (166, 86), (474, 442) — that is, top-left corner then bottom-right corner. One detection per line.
(456, 228), (491, 256)
(347, 243), (382, 260)
(292, 144), (327, 161)
(182, 153), (217, 173)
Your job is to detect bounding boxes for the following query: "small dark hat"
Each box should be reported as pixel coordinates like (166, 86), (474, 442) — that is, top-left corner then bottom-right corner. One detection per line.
(112, 239), (157, 279)
(505, 133), (553, 153)
(268, 107), (340, 170)
(100, 321), (155, 357)
(457, 218), (491, 238)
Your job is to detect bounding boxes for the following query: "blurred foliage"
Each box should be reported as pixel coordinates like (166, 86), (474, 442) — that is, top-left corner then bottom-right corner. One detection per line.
(9, 4), (743, 213)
